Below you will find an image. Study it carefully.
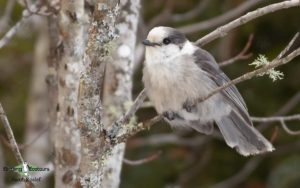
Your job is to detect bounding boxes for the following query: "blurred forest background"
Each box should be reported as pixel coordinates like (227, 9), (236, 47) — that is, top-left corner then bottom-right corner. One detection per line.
(0, 0), (300, 188)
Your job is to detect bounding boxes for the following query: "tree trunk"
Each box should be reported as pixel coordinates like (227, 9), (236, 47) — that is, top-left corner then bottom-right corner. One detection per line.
(53, 0), (85, 187)
(78, 0), (140, 187)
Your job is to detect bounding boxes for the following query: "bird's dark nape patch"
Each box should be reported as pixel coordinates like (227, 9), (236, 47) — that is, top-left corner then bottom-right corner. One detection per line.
(166, 28), (187, 45)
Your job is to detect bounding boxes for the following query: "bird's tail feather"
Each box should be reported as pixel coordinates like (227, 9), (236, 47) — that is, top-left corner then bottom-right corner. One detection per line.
(215, 110), (274, 156)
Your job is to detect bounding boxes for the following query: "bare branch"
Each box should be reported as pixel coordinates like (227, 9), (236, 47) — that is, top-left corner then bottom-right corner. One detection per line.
(219, 34), (254, 67)
(123, 151), (162, 166)
(130, 134), (210, 148)
(211, 140), (300, 188)
(196, 46), (300, 104)
(275, 32), (299, 60)
(258, 90), (300, 131)
(171, 0), (210, 23)
(252, 114), (300, 123)
(0, 103), (34, 187)
(280, 120), (300, 135)
(0, 104), (24, 165)
(0, 1), (54, 49)
(179, 0), (263, 35)
(0, 125), (48, 150)
(115, 115), (163, 144)
(212, 158), (263, 188)
(195, 0), (300, 46)
(0, 0), (15, 34)
(118, 89), (148, 125)
(0, 16), (30, 49)
(147, 0), (173, 29)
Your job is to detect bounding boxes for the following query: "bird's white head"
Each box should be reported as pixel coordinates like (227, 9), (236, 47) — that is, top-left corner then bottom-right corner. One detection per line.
(143, 26), (188, 64)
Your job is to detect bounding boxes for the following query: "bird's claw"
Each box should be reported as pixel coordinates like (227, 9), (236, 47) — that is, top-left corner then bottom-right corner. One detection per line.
(163, 111), (176, 121)
(183, 100), (196, 112)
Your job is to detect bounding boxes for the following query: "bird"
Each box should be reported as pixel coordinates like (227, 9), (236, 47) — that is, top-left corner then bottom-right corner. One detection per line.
(142, 26), (274, 156)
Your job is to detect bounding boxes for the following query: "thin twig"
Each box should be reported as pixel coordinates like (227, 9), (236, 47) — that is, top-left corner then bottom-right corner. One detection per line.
(123, 151), (162, 166)
(0, 126), (49, 150)
(147, 0), (173, 29)
(212, 158), (263, 188)
(275, 32), (299, 60)
(0, 104), (24, 164)
(115, 115), (163, 144)
(258, 90), (300, 131)
(171, 0), (210, 23)
(280, 120), (300, 135)
(0, 16), (30, 49)
(252, 114), (300, 122)
(0, 0), (15, 34)
(195, 0), (300, 46)
(211, 140), (300, 188)
(0, 103), (34, 187)
(179, 0), (263, 34)
(129, 134), (210, 148)
(196, 46), (300, 104)
(219, 34), (253, 67)
(117, 89), (148, 125)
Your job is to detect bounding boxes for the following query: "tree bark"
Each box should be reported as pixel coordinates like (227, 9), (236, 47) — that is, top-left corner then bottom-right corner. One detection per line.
(53, 0), (85, 187)
(78, 0), (140, 187)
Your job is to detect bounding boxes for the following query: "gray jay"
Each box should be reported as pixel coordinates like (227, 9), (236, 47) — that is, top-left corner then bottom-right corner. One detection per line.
(142, 26), (274, 156)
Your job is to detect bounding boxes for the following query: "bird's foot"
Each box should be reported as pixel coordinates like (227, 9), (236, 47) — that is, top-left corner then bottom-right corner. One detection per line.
(163, 111), (177, 121)
(183, 100), (196, 112)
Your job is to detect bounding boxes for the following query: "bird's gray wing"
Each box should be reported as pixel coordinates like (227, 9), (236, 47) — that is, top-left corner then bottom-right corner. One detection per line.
(191, 48), (274, 156)
(192, 48), (251, 125)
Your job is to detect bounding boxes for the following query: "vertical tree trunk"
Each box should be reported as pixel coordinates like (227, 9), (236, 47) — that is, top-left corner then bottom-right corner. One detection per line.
(54, 1), (85, 187)
(78, 0), (140, 187)
(101, 0), (140, 187)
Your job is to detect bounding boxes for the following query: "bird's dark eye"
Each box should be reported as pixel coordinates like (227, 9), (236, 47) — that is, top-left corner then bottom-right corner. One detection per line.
(163, 38), (171, 45)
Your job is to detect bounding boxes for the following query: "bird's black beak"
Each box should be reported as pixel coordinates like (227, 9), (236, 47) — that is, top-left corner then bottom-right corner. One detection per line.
(142, 39), (152, 46)
(142, 39), (155, 46)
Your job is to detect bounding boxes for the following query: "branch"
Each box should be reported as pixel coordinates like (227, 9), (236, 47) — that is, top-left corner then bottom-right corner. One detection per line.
(195, 0), (300, 46)
(0, 125), (49, 150)
(196, 46), (300, 104)
(171, 0), (210, 23)
(0, 1), (53, 49)
(0, 103), (33, 187)
(129, 134), (210, 148)
(280, 120), (300, 135)
(211, 140), (300, 188)
(251, 114), (300, 123)
(258, 90), (300, 132)
(0, 16), (30, 49)
(0, 0), (15, 34)
(147, 0), (173, 29)
(117, 89), (148, 125)
(114, 115), (163, 144)
(179, 0), (263, 35)
(212, 158), (263, 188)
(219, 34), (253, 67)
(123, 151), (162, 166)
(252, 114), (300, 135)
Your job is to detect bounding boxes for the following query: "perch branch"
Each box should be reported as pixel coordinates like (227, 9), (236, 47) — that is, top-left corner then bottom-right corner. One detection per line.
(280, 120), (300, 135)
(195, 0), (300, 46)
(115, 115), (163, 144)
(196, 45), (300, 104)
(219, 34), (253, 67)
(123, 151), (162, 166)
(0, 103), (33, 187)
(179, 0), (263, 34)
(251, 114), (300, 122)
(171, 0), (210, 23)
